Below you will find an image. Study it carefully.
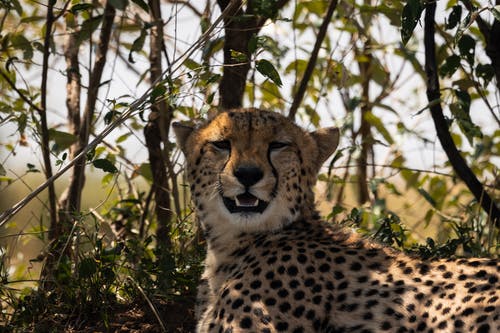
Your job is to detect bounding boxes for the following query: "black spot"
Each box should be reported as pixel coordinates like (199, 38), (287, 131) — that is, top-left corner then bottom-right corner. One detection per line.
(334, 256), (346, 264)
(294, 291), (305, 300)
(270, 280), (282, 289)
(454, 320), (464, 328)
(293, 305), (305, 318)
(477, 324), (490, 333)
(250, 280), (262, 289)
(276, 322), (288, 331)
(287, 265), (299, 276)
(277, 289), (289, 298)
(239, 317), (252, 329)
(381, 322), (392, 330)
(338, 281), (349, 290)
(314, 250), (326, 259)
(264, 297), (276, 306)
(416, 322), (426, 331)
(418, 264), (430, 275)
(350, 262), (362, 271)
(305, 309), (315, 320)
(319, 263), (330, 272)
(279, 302), (291, 313)
(461, 308), (473, 316)
(232, 298), (244, 309)
(297, 254), (307, 263)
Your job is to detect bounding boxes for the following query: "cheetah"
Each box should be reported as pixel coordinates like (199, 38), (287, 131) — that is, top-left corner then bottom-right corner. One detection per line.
(173, 108), (499, 333)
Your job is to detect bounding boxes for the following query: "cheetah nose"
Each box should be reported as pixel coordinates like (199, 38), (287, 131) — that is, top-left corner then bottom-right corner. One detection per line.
(234, 165), (263, 187)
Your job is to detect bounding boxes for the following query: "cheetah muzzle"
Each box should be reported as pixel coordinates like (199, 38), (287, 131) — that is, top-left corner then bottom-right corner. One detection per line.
(173, 108), (499, 333)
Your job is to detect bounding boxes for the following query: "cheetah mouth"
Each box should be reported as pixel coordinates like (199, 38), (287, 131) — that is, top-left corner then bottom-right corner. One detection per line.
(222, 192), (269, 214)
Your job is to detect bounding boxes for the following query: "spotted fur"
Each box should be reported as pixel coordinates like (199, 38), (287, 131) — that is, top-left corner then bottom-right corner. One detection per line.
(173, 108), (499, 333)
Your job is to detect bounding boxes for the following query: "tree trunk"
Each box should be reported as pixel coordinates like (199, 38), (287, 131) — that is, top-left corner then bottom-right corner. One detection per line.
(217, 0), (290, 110)
(145, 0), (174, 250)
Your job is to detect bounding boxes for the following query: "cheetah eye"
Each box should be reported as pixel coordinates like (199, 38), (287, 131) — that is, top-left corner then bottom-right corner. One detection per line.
(211, 140), (231, 151)
(269, 141), (289, 151)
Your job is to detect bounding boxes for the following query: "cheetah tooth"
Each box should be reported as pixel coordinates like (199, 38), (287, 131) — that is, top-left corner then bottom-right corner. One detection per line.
(234, 196), (259, 207)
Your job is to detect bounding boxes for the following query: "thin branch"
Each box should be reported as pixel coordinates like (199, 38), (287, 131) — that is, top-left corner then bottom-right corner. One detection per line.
(424, 2), (499, 227)
(40, 0), (58, 238)
(288, 0), (338, 120)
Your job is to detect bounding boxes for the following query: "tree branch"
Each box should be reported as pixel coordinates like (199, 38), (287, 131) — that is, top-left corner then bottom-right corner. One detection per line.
(40, 0), (58, 242)
(287, 0), (338, 120)
(424, 2), (499, 227)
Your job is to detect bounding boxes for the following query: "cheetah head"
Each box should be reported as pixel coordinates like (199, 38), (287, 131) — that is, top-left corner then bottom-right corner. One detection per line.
(173, 108), (339, 235)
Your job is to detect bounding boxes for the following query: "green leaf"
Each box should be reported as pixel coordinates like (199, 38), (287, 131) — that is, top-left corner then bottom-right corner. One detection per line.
(116, 133), (130, 143)
(49, 129), (78, 152)
(446, 5), (462, 30)
(128, 27), (147, 63)
(10, 34), (33, 60)
(418, 188), (437, 208)
(230, 50), (248, 63)
(137, 163), (153, 182)
(8, 0), (23, 15)
(150, 84), (167, 103)
(491, 5), (500, 21)
(26, 163), (40, 173)
(0, 163), (6, 176)
(450, 89), (482, 145)
(78, 258), (97, 278)
(365, 112), (394, 145)
(77, 15), (103, 46)
(131, 0), (149, 12)
(439, 54), (460, 77)
(457, 34), (475, 66)
(93, 158), (118, 173)
(109, 0), (128, 10)
(256, 59), (282, 87)
(250, 0), (280, 19)
(401, 0), (423, 45)
(475, 63), (494, 86)
(183, 58), (202, 71)
(70, 3), (94, 13)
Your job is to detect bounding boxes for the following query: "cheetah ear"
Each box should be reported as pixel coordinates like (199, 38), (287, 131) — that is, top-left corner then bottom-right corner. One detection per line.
(172, 122), (194, 153)
(310, 127), (340, 167)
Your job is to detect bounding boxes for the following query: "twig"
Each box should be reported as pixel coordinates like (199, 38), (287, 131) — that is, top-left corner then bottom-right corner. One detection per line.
(127, 277), (167, 332)
(423, 2), (499, 227)
(288, 0), (339, 120)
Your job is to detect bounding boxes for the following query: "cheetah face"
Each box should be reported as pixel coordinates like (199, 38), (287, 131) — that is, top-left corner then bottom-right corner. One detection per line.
(173, 108), (339, 233)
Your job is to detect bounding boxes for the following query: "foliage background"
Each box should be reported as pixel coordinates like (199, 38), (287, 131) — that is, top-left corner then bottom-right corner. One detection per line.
(0, 0), (498, 331)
